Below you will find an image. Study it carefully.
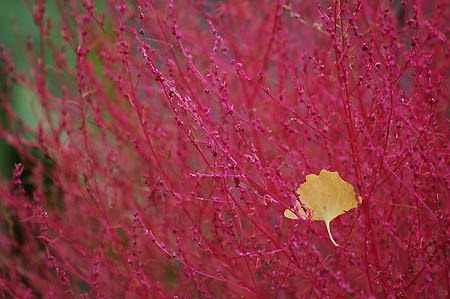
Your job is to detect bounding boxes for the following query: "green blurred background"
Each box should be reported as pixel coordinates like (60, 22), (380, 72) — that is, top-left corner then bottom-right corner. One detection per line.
(0, 1), (111, 180)
(0, 1), (60, 179)
(1, 1), (36, 179)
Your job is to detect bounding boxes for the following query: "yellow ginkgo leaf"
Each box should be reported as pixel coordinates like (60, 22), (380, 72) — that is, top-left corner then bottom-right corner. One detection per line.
(284, 169), (362, 246)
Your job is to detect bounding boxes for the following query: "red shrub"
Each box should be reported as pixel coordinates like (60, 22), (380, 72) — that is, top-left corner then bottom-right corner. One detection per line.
(0, 0), (448, 297)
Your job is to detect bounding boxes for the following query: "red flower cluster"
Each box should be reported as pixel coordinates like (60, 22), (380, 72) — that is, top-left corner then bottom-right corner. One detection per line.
(0, 1), (448, 297)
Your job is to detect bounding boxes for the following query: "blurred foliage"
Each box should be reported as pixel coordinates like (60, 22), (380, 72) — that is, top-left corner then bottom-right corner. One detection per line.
(0, 1), (60, 179)
(0, 1), (109, 179)
(0, 1), (35, 178)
